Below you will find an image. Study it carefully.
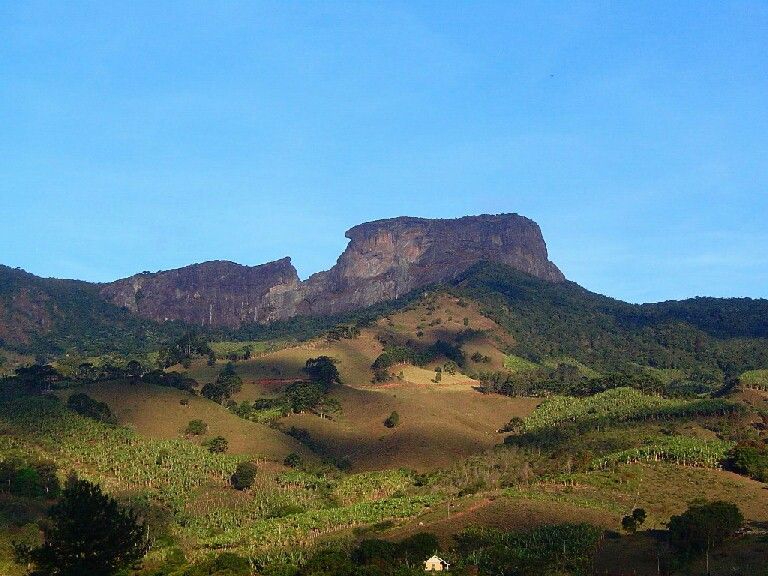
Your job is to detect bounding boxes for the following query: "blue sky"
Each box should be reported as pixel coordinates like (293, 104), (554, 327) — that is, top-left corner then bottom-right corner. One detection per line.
(1, 1), (766, 303)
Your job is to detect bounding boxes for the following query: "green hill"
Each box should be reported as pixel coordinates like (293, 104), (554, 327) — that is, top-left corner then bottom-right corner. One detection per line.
(0, 265), (185, 357)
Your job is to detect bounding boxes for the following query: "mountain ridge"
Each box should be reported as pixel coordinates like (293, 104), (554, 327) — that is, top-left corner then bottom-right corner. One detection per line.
(98, 213), (564, 328)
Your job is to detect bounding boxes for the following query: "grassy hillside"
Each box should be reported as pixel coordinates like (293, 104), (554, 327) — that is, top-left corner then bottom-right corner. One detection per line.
(57, 381), (310, 460)
(176, 297), (539, 471)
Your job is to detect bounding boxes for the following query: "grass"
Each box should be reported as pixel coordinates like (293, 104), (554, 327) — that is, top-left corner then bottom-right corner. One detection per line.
(503, 354), (538, 372)
(275, 385), (538, 471)
(742, 369), (768, 390)
(208, 340), (286, 357)
(522, 387), (737, 432)
(387, 461), (768, 555)
(57, 381), (309, 460)
(165, 299), (542, 472)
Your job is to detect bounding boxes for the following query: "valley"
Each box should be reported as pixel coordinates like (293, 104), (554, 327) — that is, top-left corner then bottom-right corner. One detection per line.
(1, 216), (767, 575)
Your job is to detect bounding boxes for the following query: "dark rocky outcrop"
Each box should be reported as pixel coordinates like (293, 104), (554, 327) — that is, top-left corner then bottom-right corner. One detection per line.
(98, 213), (564, 327)
(99, 258), (302, 328)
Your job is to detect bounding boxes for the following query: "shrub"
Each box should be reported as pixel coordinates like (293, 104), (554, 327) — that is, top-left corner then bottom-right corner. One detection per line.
(384, 411), (400, 428)
(185, 419), (208, 436)
(499, 417), (524, 434)
(230, 461), (258, 490)
(204, 436), (228, 454)
(283, 452), (303, 468)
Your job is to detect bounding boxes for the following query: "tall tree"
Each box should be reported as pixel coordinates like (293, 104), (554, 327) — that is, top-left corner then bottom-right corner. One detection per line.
(30, 477), (148, 576)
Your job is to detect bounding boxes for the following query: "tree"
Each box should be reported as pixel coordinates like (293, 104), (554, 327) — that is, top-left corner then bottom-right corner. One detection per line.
(668, 500), (743, 573)
(157, 331), (214, 369)
(11, 364), (64, 395)
(303, 356), (341, 391)
(201, 363), (242, 404)
(204, 436), (228, 454)
(285, 380), (324, 413)
(622, 515), (637, 534)
(125, 360), (144, 379)
(230, 461), (257, 490)
(621, 508), (646, 533)
(384, 411), (400, 428)
(29, 477), (148, 576)
(632, 508), (647, 525)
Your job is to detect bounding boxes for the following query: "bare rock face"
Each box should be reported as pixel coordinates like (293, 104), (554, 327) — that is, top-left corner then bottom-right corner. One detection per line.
(99, 214), (564, 327)
(300, 214), (564, 315)
(99, 258), (302, 328)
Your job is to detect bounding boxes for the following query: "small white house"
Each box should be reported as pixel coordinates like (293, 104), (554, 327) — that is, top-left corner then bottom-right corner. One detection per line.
(424, 555), (450, 571)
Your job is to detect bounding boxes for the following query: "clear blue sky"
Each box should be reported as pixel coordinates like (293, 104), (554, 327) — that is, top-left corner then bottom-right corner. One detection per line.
(1, 1), (766, 303)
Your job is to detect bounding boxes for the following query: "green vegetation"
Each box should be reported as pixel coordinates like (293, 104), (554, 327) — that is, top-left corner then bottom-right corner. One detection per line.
(383, 411), (400, 428)
(452, 262), (768, 377)
(303, 356), (342, 389)
(26, 477), (148, 576)
(668, 501), (744, 565)
(741, 369), (768, 390)
(729, 442), (768, 482)
(66, 393), (115, 423)
(0, 456), (60, 498)
(3, 262), (768, 574)
(157, 331), (215, 368)
(204, 436), (229, 454)
(503, 354), (538, 372)
(621, 508), (646, 533)
(371, 340), (465, 382)
(455, 523), (604, 576)
(591, 435), (734, 470)
(520, 387), (739, 433)
(185, 419), (208, 436)
(0, 265), (187, 357)
(230, 461), (258, 490)
(201, 362), (242, 403)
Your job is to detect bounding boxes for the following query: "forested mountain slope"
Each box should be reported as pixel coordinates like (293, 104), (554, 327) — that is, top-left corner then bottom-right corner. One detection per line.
(451, 262), (768, 376)
(0, 265), (183, 357)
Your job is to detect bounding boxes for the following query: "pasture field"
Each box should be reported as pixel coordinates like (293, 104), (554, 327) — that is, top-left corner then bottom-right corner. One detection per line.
(276, 384), (539, 471)
(57, 381), (309, 459)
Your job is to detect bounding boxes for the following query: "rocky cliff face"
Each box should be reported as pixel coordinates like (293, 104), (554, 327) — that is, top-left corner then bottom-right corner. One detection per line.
(300, 214), (564, 315)
(99, 213), (564, 327)
(99, 258), (302, 328)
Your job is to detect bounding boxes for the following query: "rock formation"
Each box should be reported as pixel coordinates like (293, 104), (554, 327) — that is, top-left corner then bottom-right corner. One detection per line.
(99, 258), (302, 328)
(98, 213), (564, 327)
